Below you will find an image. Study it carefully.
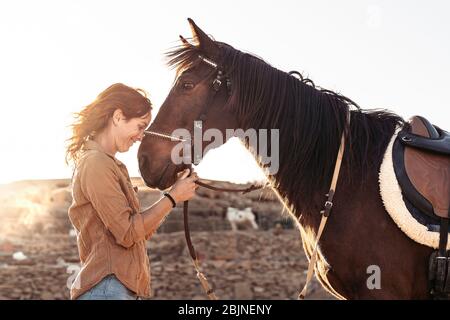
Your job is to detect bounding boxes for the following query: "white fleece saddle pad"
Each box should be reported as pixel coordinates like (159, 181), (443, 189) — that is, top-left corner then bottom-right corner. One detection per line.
(379, 129), (450, 250)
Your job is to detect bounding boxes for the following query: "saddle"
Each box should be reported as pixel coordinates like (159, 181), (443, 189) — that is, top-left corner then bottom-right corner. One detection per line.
(393, 116), (450, 219)
(392, 115), (450, 299)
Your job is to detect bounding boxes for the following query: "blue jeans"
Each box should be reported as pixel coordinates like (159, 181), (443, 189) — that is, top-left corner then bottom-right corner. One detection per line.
(77, 274), (138, 300)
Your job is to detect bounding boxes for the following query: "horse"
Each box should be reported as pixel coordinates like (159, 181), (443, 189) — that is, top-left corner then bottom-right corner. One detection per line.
(137, 18), (439, 299)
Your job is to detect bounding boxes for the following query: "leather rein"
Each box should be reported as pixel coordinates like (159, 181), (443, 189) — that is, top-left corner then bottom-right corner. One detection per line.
(143, 54), (350, 300)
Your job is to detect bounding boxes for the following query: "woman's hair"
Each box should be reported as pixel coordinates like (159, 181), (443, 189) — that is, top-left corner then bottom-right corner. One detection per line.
(66, 83), (152, 166)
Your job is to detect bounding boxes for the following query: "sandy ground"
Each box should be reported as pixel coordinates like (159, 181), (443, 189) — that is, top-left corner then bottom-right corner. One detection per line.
(0, 178), (334, 300)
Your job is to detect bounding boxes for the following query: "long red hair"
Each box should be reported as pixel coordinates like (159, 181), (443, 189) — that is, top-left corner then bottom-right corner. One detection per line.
(66, 83), (152, 166)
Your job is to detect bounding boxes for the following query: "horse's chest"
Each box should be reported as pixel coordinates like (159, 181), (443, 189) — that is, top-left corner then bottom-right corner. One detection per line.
(298, 224), (345, 298)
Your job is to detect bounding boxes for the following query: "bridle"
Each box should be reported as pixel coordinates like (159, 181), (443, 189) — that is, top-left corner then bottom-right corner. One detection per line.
(144, 54), (231, 148)
(144, 54), (269, 300)
(143, 53), (351, 300)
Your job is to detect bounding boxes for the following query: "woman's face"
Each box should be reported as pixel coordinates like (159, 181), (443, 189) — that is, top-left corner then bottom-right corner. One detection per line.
(115, 111), (151, 153)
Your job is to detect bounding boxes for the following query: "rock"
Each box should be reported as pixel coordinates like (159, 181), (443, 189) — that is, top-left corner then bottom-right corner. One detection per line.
(55, 257), (67, 267)
(48, 188), (72, 207)
(0, 179), (335, 300)
(253, 286), (265, 293)
(212, 253), (235, 261)
(49, 208), (69, 219)
(40, 292), (53, 300)
(152, 265), (163, 273)
(165, 266), (176, 272)
(209, 260), (226, 268)
(226, 275), (243, 281)
(234, 282), (253, 299)
(239, 260), (252, 270)
(50, 285), (61, 293)
(273, 223), (283, 236)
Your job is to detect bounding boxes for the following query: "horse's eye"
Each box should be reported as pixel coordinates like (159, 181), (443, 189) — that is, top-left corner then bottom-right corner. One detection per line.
(182, 82), (195, 90)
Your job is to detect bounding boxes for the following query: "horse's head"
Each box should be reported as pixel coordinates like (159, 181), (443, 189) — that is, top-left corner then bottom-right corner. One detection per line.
(138, 19), (239, 189)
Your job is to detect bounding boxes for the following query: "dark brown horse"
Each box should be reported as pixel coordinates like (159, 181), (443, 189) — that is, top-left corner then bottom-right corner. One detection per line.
(138, 19), (435, 299)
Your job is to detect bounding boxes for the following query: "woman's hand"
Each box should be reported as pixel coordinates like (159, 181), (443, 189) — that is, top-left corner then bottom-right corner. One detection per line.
(167, 169), (199, 203)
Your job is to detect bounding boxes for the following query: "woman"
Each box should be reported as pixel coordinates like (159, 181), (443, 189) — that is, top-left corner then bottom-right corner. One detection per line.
(65, 83), (198, 300)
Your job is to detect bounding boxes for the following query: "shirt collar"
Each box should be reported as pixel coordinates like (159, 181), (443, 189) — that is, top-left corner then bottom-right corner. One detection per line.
(83, 139), (125, 167)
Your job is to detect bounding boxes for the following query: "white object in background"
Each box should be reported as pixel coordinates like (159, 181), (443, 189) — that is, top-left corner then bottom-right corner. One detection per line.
(56, 257), (68, 267)
(69, 228), (77, 237)
(12, 251), (27, 261)
(226, 207), (259, 231)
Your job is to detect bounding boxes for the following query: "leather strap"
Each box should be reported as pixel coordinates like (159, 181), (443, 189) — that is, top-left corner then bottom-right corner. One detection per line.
(298, 111), (350, 299)
(182, 176), (269, 300)
(439, 217), (449, 257)
(195, 180), (270, 193)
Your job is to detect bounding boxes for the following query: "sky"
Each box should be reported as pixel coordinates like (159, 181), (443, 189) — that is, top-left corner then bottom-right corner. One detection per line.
(0, 0), (449, 185)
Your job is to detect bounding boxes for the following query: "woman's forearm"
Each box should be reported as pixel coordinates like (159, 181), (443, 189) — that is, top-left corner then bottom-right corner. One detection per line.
(139, 170), (197, 238)
(140, 195), (175, 237)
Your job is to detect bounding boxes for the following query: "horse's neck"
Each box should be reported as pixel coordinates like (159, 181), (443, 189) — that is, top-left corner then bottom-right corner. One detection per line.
(241, 133), (325, 229)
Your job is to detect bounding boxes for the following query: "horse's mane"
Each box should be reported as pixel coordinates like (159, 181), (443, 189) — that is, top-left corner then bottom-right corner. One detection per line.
(166, 41), (405, 213)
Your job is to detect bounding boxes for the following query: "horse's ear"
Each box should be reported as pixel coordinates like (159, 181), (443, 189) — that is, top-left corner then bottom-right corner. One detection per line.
(179, 35), (193, 48)
(187, 18), (219, 57)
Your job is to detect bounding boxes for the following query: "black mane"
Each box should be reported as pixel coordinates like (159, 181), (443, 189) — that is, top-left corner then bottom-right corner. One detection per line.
(166, 41), (405, 213)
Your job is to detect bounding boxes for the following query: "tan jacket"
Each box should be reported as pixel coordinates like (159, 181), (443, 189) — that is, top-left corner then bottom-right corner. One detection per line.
(68, 139), (152, 299)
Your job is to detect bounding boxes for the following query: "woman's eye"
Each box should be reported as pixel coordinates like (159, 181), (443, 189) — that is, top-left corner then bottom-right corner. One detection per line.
(182, 82), (195, 90)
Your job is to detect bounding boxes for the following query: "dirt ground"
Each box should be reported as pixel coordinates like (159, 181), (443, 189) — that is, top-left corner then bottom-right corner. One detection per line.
(0, 178), (334, 300)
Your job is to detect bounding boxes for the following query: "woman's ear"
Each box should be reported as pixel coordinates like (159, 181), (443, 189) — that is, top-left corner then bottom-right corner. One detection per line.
(112, 109), (123, 126)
